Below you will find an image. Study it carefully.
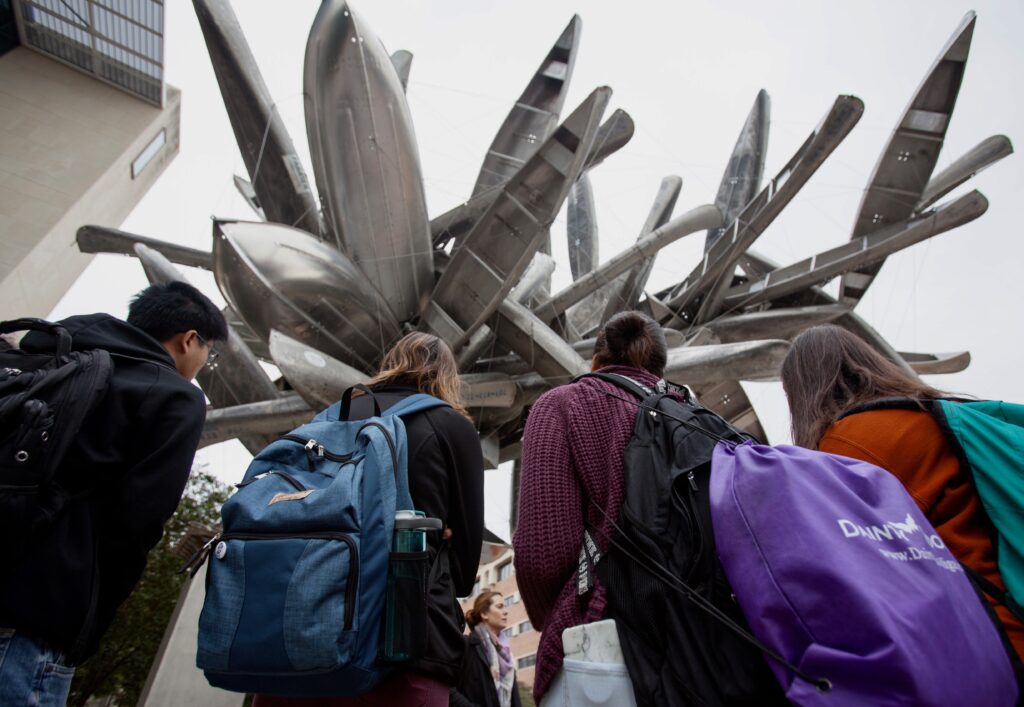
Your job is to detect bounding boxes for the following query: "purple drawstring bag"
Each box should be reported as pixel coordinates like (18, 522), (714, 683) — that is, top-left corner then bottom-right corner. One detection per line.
(710, 441), (1017, 706)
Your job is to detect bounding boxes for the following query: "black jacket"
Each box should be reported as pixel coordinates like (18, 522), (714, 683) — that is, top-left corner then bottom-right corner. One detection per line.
(0, 314), (206, 662)
(450, 631), (523, 707)
(347, 384), (484, 684)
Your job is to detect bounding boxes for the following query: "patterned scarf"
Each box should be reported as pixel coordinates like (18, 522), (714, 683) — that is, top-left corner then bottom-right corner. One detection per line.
(474, 624), (515, 707)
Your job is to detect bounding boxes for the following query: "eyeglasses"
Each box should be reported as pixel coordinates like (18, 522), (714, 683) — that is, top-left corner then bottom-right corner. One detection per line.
(195, 333), (220, 365)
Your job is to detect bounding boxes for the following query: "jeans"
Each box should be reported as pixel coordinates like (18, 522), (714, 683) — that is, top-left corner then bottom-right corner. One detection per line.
(0, 629), (76, 707)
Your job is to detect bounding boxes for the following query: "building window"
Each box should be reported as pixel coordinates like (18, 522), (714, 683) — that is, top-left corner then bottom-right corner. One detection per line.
(518, 620), (532, 634)
(497, 562), (514, 581)
(501, 628), (512, 640)
(131, 129), (166, 179)
(471, 579), (480, 597)
(517, 654), (537, 669)
(504, 593), (517, 607)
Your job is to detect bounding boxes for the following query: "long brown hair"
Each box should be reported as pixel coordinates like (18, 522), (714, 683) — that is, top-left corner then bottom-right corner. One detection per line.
(365, 332), (469, 417)
(465, 590), (501, 629)
(593, 310), (667, 376)
(781, 325), (948, 449)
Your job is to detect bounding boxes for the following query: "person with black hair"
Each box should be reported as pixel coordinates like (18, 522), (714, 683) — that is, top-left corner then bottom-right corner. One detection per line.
(0, 282), (227, 706)
(513, 310), (669, 704)
(126, 281), (230, 379)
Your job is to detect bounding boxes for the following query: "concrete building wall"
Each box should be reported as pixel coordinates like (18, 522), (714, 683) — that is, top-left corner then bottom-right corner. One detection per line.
(137, 563), (243, 707)
(0, 46), (179, 319)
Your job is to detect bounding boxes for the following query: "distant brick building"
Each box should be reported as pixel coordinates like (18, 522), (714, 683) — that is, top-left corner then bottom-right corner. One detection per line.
(460, 546), (539, 691)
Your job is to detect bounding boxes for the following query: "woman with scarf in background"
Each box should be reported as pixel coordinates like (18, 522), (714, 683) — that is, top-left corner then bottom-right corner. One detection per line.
(451, 591), (522, 707)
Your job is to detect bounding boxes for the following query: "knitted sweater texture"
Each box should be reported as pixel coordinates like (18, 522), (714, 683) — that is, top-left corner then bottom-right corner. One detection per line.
(512, 365), (663, 701)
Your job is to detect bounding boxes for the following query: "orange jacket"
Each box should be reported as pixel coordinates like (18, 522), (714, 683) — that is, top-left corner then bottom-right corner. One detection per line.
(821, 407), (1024, 661)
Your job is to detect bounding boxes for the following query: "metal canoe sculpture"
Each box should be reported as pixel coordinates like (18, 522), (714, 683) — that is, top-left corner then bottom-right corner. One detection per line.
(705, 90), (770, 255)
(77, 5), (1012, 531)
(472, 16), (581, 197)
(193, 0), (322, 237)
(304, 0), (433, 322)
(212, 219), (402, 371)
(839, 11), (975, 306)
(598, 175), (683, 324)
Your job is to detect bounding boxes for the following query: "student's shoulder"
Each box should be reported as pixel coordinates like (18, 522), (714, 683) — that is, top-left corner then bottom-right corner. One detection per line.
(536, 377), (606, 407)
(832, 407), (937, 441)
(138, 364), (206, 412)
(826, 408), (943, 462)
(422, 401), (477, 436)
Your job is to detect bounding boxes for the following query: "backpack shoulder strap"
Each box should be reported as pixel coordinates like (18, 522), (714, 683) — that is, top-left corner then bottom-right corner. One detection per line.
(576, 371), (657, 400)
(839, 396), (932, 420)
(319, 390), (450, 422)
(385, 393), (450, 418)
(840, 396), (980, 423)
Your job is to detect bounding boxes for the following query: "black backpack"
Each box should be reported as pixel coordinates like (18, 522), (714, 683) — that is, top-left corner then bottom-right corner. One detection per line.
(577, 372), (788, 707)
(0, 318), (113, 568)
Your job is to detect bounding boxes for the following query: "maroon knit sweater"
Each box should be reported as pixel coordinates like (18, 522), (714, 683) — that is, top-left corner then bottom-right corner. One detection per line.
(512, 365), (664, 702)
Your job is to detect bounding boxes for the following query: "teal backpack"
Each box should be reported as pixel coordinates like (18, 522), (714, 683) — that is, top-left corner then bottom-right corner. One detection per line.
(845, 397), (1024, 618)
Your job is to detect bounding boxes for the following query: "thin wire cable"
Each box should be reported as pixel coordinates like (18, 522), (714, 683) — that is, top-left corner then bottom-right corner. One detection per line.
(580, 383), (831, 689)
(585, 493), (831, 691)
(250, 104), (277, 186)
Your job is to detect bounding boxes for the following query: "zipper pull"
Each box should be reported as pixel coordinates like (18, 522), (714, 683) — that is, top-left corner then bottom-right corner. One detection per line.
(179, 531), (221, 576)
(687, 470), (698, 491)
(317, 443), (325, 458)
(235, 471), (267, 488)
(303, 439), (318, 471)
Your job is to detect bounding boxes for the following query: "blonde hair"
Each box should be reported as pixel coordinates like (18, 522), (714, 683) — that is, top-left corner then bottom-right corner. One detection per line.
(366, 332), (469, 418)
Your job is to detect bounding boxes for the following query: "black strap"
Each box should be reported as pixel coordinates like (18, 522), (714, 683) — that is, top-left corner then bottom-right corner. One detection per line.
(577, 371), (655, 400)
(586, 499), (832, 692)
(0, 318), (72, 359)
(839, 396), (974, 421)
(962, 561), (1024, 623)
(338, 384), (382, 420)
(576, 377), (825, 686)
(599, 388), (740, 447)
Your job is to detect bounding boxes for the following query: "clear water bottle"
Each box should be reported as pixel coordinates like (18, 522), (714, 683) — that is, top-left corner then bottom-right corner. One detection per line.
(393, 510), (429, 552)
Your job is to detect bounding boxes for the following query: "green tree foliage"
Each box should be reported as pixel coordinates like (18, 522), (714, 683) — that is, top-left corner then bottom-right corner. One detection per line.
(68, 465), (230, 707)
(518, 681), (537, 707)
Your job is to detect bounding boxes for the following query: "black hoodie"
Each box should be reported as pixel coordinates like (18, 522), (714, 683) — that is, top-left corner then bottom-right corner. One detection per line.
(0, 313), (207, 662)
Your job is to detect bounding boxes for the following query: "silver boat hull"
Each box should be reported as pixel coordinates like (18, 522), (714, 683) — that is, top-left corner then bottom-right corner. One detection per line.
(706, 89), (769, 254)
(193, 0), (321, 237)
(472, 16), (581, 196)
(213, 220), (402, 371)
(840, 11), (976, 305)
(304, 0), (433, 323)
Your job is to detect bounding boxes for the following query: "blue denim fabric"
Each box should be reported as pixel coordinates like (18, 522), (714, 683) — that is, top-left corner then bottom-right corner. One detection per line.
(0, 628), (75, 707)
(284, 537), (352, 669)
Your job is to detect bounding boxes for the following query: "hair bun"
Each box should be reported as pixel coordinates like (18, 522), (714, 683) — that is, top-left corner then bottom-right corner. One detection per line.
(592, 310), (668, 377)
(615, 313), (646, 339)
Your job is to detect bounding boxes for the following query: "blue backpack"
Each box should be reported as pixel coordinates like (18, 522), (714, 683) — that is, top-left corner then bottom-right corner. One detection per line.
(195, 386), (448, 697)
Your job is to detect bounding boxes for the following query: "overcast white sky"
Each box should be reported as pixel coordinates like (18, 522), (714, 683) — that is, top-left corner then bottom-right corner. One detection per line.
(51, 1), (1024, 540)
